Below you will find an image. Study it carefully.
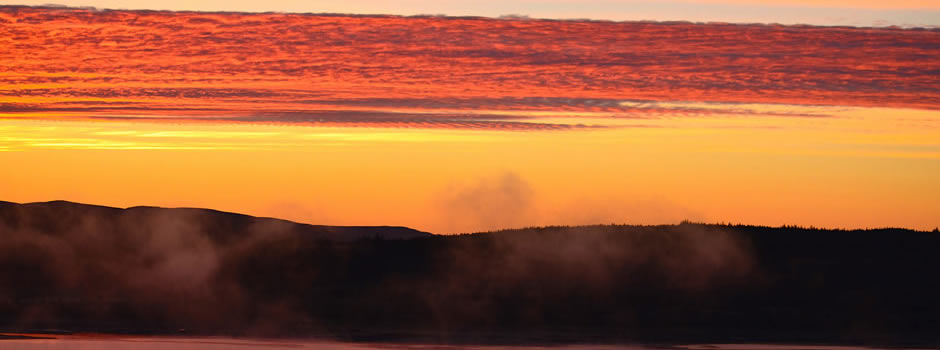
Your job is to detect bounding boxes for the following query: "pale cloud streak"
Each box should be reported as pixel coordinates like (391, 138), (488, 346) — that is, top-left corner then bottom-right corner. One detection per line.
(7, 0), (938, 26)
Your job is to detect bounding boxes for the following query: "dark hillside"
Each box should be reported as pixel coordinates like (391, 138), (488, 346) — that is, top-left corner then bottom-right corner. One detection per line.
(0, 201), (938, 346)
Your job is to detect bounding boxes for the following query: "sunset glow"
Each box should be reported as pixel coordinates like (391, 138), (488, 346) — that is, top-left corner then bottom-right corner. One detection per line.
(1, 6), (938, 233)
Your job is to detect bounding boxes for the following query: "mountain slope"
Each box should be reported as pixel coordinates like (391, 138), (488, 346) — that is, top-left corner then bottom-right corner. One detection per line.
(0, 200), (430, 242)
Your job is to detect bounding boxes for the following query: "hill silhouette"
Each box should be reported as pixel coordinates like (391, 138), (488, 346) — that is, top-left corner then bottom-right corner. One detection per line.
(0, 201), (938, 346)
(0, 200), (430, 241)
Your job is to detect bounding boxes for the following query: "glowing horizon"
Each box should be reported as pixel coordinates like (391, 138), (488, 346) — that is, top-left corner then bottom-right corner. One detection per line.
(1, 7), (938, 233)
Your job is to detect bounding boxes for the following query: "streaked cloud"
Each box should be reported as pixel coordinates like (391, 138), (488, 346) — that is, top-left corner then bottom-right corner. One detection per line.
(6, 1), (939, 27)
(0, 6), (937, 131)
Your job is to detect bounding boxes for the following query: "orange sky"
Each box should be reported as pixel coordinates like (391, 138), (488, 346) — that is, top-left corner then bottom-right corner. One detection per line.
(1, 7), (938, 233)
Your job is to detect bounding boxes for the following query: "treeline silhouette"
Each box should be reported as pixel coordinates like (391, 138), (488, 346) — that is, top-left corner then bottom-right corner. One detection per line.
(0, 201), (938, 346)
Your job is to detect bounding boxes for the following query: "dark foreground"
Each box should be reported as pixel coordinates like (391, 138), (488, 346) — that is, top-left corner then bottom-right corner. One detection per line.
(0, 337), (917, 350)
(0, 201), (938, 347)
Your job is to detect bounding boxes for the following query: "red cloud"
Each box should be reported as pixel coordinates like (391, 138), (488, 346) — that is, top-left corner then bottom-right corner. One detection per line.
(1, 6), (937, 129)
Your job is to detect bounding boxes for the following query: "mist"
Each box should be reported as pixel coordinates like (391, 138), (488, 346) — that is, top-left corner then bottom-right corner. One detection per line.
(437, 173), (536, 233)
(1, 200), (938, 344)
(435, 172), (702, 234)
(0, 200), (758, 337)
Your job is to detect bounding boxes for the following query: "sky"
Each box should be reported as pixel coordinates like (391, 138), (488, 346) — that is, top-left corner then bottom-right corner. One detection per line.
(5, 0), (940, 27)
(0, 6), (938, 233)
